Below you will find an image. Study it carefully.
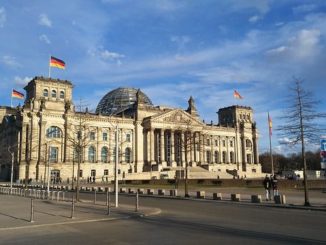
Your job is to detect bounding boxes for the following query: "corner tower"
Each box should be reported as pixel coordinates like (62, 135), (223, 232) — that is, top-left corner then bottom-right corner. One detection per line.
(23, 76), (73, 112)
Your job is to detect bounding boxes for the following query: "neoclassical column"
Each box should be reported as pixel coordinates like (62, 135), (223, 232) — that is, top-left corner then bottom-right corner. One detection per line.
(160, 129), (165, 163)
(97, 127), (101, 163)
(132, 129), (136, 164)
(241, 136), (246, 165)
(189, 132), (194, 164)
(201, 134), (205, 163)
(150, 128), (155, 164)
(218, 136), (222, 163)
(170, 130), (175, 164)
(210, 136), (213, 164)
(146, 129), (150, 163)
(180, 131), (184, 167)
(108, 128), (112, 163)
(193, 132), (197, 163)
(226, 136), (229, 163)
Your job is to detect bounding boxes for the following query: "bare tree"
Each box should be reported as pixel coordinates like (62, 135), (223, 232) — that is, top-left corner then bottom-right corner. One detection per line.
(174, 119), (204, 198)
(278, 78), (326, 206)
(66, 101), (92, 201)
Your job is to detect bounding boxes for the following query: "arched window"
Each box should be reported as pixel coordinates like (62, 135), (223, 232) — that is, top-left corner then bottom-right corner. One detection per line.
(47, 126), (62, 138)
(214, 151), (219, 163)
(206, 150), (211, 163)
(125, 147), (131, 163)
(88, 146), (96, 163)
(222, 151), (226, 163)
(51, 90), (57, 98)
(43, 89), (48, 97)
(230, 152), (234, 163)
(101, 147), (108, 163)
(60, 91), (65, 99)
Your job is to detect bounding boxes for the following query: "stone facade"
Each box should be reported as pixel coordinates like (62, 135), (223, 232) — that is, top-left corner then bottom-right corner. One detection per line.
(0, 77), (262, 182)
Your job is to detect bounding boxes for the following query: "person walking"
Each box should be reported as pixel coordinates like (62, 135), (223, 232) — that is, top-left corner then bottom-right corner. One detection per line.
(263, 175), (271, 201)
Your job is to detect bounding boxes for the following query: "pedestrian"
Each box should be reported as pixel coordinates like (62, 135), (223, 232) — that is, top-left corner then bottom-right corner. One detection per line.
(272, 175), (279, 196)
(263, 175), (271, 201)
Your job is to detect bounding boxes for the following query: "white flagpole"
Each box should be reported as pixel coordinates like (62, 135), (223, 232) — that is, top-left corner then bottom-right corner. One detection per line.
(268, 112), (274, 175)
(10, 88), (13, 108)
(48, 55), (51, 78)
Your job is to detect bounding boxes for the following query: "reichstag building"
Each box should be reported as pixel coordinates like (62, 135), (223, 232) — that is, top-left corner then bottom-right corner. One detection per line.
(0, 77), (262, 182)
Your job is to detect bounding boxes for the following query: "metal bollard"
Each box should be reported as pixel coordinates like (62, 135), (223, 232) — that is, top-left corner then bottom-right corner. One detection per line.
(94, 190), (97, 204)
(71, 196), (75, 219)
(106, 188), (111, 215)
(135, 192), (139, 212)
(57, 191), (61, 202)
(30, 198), (34, 223)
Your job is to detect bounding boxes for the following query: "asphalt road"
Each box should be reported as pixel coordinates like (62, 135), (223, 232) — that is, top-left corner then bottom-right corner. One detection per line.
(1, 192), (326, 245)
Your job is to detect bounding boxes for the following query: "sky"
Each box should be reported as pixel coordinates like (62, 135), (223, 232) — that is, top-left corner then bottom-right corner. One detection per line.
(0, 0), (326, 155)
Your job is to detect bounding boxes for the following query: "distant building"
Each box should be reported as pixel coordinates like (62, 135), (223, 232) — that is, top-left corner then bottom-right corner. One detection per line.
(0, 77), (262, 182)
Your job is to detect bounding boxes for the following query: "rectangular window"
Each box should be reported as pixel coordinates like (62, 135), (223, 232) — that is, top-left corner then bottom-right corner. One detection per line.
(103, 132), (108, 141)
(222, 140), (226, 147)
(126, 133), (131, 142)
(79, 170), (83, 178)
(215, 140), (218, 147)
(230, 141), (233, 147)
(49, 147), (58, 163)
(104, 169), (108, 175)
(90, 132), (95, 140)
(206, 139), (210, 146)
(91, 169), (96, 177)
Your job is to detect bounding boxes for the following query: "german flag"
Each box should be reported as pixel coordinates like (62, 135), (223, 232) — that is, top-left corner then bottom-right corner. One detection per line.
(50, 56), (65, 69)
(268, 112), (272, 136)
(12, 89), (24, 99)
(233, 90), (243, 99)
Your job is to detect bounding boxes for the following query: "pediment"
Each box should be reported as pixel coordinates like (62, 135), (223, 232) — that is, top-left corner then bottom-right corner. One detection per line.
(148, 109), (204, 127)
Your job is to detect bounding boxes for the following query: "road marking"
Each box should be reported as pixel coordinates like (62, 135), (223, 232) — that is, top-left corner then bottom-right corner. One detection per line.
(0, 217), (124, 231)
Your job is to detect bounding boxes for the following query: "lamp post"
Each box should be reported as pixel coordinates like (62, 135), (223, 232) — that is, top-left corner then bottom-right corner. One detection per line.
(114, 125), (119, 207)
(8, 146), (14, 195)
(46, 143), (51, 198)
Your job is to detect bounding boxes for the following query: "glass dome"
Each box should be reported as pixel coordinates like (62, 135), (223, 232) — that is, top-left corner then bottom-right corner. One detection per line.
(96, 87), (153, 115)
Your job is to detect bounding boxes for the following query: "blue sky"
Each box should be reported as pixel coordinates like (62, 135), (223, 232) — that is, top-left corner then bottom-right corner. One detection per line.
(0, 0), (326, 154)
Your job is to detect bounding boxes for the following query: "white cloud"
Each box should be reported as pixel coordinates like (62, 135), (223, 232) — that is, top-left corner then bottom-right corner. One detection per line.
(265, 29), (321, 60)
(249, 15), (261, 23)
(293, 4), (317, 14)
(152, 0), (184, 12)
(14, 76), (32, 86)
(170, 35), (191, 49)
(229, 0), (271, 15)
(39, 14), (52, 27)
(39, 34), (51, 44)
(0, 7), (6, 27)
(1, 55), (20, 67)
(294, 29), (320, 58)
(266, 46), (287, 55)
(87, 47), (125, 65)
(100, 50), (125, 60)
(278, 137), (294, 145)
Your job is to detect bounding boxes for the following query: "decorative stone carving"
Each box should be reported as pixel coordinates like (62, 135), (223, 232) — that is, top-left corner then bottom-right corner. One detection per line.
(163, 111), (191, 124)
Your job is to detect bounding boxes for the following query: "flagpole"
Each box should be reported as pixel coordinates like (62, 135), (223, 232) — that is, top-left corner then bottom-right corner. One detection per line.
(268, 112), (274, 175)
(10, 89), (13, 108)
(48, 55), (51, 78)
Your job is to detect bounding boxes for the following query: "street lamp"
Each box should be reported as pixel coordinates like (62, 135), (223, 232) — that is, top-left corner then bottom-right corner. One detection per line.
(46, 143), (50, 198)
(8, 146), (14, 195)
(114, 125), (119, 207)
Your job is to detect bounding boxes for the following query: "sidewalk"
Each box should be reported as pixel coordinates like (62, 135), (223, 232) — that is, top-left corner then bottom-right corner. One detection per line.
(0, 194), (160, 230)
